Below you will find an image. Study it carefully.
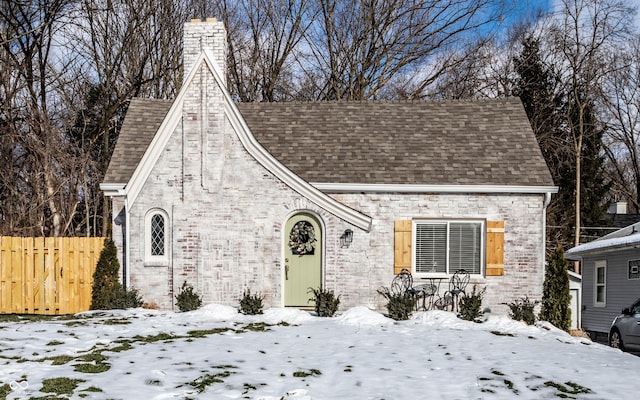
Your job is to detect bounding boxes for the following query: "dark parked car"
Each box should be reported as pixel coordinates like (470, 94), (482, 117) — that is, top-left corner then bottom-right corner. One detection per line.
(609, 298), (640, 351)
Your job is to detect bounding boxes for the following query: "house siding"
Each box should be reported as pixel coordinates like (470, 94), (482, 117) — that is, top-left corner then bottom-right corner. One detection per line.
(581, 249), (640, 336)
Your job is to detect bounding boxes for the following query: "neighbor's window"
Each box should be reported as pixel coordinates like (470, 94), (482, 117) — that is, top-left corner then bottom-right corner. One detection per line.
(414, 221), (482, 275)
(594, 261), (606, 306)
(628, 259), (640, 280)
(145, 209), (169, 266)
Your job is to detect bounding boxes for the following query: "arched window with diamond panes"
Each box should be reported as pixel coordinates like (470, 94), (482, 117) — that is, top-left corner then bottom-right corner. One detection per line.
(145, 209), (169, 266)
(150, 214), (165, 256)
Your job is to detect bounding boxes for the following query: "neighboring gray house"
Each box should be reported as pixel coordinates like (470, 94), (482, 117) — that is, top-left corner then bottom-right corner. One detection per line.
(100, 19), (557, 312)
(566, 222), (640, 340)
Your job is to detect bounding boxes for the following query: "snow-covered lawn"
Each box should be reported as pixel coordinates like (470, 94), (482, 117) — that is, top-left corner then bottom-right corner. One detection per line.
(0, 305), (638, 399)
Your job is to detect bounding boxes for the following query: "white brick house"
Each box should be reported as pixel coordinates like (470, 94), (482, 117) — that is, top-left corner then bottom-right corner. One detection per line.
(101, 18), (557, 312)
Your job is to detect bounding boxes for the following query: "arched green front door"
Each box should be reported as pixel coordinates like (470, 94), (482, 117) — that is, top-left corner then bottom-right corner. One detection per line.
(284, 213), (322, 307)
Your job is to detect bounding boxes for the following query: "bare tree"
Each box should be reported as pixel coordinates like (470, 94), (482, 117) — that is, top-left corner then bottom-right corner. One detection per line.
(304, 0), (510, 100)
(75, 0), (188, 235)
(0, 0), (81, 236)
(212, 0), (314, 102)
(601, 36), (640, 212)
(549, 0), (636, 249)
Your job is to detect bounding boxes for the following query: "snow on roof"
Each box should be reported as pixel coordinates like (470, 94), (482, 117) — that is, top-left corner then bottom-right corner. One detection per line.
(566, 221), (640, 258)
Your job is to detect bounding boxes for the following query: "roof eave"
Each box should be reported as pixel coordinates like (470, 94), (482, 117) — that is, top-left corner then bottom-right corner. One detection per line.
(566, 240), (640, 260)
(311, 183), (558, 194)
(100, 183), (126, 196)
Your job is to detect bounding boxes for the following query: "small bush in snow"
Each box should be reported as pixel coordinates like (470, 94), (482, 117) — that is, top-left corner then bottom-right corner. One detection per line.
(377, 287), (415, 321)
(458, 285), (486, 322)
(175, 281), (202, 312)
(308, 287), (341, 317)
(239, 289), (264, 315)
(504, 296), (538, 325)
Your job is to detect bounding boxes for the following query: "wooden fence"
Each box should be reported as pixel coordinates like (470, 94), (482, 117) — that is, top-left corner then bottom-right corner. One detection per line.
(0, 237), (105, 315)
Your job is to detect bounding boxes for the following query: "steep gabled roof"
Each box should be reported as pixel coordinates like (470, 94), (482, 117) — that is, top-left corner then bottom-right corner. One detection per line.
(103, 99), (172, 186)
(237, 98), (555, 188)
(101, 50), (373, 231)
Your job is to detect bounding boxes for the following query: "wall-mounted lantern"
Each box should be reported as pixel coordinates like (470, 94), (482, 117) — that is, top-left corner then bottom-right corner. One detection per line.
(340, 229), (353, 248)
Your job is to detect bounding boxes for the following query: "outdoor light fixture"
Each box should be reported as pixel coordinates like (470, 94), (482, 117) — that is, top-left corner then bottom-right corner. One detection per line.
(340, 229), (353, 248)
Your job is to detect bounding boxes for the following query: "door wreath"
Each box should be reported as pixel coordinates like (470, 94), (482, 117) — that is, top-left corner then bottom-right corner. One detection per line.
(289, 221), (317, 255)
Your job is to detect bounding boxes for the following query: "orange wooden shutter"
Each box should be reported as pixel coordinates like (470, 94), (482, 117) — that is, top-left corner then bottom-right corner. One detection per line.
(486, 220), (505, 276)
(394, 220), (412, 274)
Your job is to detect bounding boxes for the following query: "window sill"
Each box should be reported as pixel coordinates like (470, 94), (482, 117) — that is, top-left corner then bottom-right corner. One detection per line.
(144, 259), (169, 267)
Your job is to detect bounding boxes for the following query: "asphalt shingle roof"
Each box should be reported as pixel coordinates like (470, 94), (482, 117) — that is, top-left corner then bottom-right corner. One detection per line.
(104, 97), (554, 188)
(103, 98), (173, 184)
(238, 97), (554, 186)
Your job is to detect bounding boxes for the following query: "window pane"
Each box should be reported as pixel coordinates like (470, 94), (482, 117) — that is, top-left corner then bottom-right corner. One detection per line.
(596, 286), (605, 303)
(596, 267), (605, 284)
(449, 222), (481, 274)
(415, 223), (446, 273)
(151, 214), (165, 256)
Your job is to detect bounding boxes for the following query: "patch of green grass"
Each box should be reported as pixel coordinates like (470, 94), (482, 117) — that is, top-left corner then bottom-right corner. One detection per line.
(241, 322), (271, 332)
(80, 386), (103, 392)
(187, 328), (231, 338)
(503, 379), (518, 394)
(0, 315), (21, 323)
(109, 341), (133, 352)
(73, 362), (111, 373)
(48, 355), (75, 365)
(242, 383), (257, 395)
(490, 331), (514, 337)
(544, 381), (592, 397)
(46, 340), (65, 346)
(65, 320), (88, 327)
(0, 383), (11, 399)
(293, 369), (322, 378)
(40, 377), (85, 395)
(190, 371), (234, 393)
(133, 332), (179, 343)
(102, 318), (131, 325)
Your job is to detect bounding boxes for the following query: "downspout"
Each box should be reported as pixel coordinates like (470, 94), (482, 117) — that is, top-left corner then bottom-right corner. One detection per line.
(171, 203), (175, 310)
(124, 194), (131, 289)
(542, 192), (552, 282)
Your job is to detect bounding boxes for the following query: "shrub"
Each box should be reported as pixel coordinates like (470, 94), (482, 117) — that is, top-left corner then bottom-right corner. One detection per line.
(112, 286), (143, 309)
(458, 285), (486, 322)
(377, 287), (415, 321)
(308, 287), (341, 317)
(540, 247), (571, 332)
(505, 296), (538, 325)
(90, 239), (120, 310)
(175, 281), (202, 312)
(238, 289), (264, 315)
(91, 239), (142, 310)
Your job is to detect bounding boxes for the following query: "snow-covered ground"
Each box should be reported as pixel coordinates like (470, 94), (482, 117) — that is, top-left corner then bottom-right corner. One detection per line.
(0, 305), (638, 399)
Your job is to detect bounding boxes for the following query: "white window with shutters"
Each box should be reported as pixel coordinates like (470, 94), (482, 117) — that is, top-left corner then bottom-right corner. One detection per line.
(144, 208), (169, 266)
(413, 220), (483, 276)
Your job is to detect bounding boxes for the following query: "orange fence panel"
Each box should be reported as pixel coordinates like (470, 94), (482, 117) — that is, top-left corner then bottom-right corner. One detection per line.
(0, 237), (105, 315)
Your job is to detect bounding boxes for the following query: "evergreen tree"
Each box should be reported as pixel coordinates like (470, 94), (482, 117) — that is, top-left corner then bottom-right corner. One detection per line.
(540, 247), (571, 332)
(513, 35), (573, 252)
(91, 238), (141, 310)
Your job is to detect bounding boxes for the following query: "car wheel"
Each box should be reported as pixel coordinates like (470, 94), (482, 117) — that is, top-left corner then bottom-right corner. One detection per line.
(609, 329), (625, 351)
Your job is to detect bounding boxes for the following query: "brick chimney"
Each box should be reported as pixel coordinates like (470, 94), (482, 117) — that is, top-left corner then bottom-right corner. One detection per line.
(183, 18), (227, 84)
